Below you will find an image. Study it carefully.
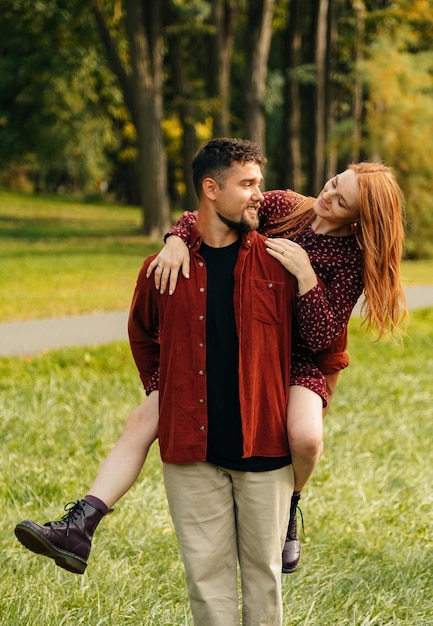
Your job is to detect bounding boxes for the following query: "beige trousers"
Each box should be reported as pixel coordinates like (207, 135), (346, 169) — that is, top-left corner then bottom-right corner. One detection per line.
(163, 462), (294, 626)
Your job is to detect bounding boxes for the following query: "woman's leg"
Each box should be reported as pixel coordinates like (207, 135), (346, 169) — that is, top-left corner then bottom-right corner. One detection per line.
(282, 385), (323, 573)
(88, 390), (159, 508)
(14, 391), (159, 573)
(286, 385), (323, 493)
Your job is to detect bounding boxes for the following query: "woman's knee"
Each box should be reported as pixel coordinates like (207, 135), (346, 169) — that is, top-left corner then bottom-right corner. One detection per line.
(122, 401), (158, 440)
(288, 423), (323, 458)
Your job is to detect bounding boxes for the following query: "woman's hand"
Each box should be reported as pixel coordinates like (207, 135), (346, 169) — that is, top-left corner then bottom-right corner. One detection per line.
(265, 238), (317, 295)
(146, 236), (190, 294)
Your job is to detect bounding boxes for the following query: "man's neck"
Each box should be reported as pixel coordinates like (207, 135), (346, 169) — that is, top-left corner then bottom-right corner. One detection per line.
(196, 215), (240, 248)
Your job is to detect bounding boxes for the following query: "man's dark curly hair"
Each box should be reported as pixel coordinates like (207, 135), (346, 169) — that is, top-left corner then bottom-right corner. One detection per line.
(192, 138), (266, 198)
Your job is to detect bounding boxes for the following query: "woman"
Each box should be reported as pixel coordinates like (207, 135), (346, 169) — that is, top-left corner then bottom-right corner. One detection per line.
(14, 162), (407, 575)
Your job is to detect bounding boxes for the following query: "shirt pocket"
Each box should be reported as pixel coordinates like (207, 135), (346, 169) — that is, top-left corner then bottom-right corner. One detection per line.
(251, 278), (285, 324)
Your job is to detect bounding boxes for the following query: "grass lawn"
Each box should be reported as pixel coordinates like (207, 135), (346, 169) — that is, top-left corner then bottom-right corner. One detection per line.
(2, 311), (433, 624)
(1, 191), (433, 624)
(0, 191), (160, 321)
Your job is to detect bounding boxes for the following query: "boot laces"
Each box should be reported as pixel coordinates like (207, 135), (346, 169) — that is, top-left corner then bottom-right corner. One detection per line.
(288, 503), (304, 539)
(49, 500), (85, 536)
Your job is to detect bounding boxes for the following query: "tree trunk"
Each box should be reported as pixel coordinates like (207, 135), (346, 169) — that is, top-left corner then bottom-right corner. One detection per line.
(125, 0), (171, 236)
(167, 31), (198, 212)
(283, 0), (303, 191)
(244, 0), (276, 155)
(210, 0), (238, 137)
(325, 0), (338, 179)
(313, 0), (329, 195)
(352, 0), (365, 164)
(92, 0), (171, 236)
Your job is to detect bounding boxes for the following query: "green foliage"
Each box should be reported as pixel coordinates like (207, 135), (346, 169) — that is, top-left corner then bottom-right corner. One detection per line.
(0, 0), (122, 194)
(2, 309), (433, 623)
(363, 35), (433, 258)
(2, 1), (433, 253)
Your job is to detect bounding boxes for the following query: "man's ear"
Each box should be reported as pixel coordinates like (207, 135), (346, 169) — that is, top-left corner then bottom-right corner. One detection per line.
(202, 177), (218, 200)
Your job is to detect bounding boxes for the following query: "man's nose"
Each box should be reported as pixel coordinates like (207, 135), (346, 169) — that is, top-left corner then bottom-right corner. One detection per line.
(253, 186), (264, 201)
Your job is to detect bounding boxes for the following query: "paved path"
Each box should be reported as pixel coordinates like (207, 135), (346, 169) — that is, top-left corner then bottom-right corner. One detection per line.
(1, 285), (433, 357)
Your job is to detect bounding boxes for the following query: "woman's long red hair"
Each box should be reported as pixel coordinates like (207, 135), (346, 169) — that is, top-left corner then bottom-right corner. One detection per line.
(269, 162), (408, 339)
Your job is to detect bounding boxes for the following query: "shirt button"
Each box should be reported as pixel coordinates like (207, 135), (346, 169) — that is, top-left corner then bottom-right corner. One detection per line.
(199, 398), (205, 404)
(198, 261), (204, 267)
(267, 283), (273, 288)
(198, 370), (204, 375)
(199, 425), (205, 431)
(199, 343), (204, 348)
(198, 315), (204, 321)
(199, 287), (205, 293)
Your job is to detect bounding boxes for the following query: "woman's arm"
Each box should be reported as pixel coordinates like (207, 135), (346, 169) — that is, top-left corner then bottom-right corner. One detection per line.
(265, 237), (363, 350)
(146, 189), (302, 294)
(264, 237), (317, 295)
(146, 211), (198, 294)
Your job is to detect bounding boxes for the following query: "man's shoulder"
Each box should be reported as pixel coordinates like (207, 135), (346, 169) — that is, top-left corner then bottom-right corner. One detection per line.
(247, 233), (296, 282)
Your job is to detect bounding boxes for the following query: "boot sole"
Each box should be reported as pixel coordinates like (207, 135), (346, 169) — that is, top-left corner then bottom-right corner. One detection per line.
(14, 522), (87, 574)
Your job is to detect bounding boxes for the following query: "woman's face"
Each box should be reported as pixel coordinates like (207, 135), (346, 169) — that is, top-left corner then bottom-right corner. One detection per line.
(314, 169), (360, 228)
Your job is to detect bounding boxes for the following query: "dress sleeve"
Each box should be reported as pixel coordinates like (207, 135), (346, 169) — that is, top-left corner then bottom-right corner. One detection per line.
(164, 190), (304, 242)
(165, 211), (199, 244)
(296, 262), (363, 351)
(259, 190), (305, 237)
(145, 369), (160, 395)
(315, 328), (349, 374)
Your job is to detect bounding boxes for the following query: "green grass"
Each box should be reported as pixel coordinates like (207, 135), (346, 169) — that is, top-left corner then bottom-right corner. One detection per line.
(2, 191), (433, 623)
(2, 311), (433, 624)
(0, 191), (161, 321)
(0, 190), (432, 322)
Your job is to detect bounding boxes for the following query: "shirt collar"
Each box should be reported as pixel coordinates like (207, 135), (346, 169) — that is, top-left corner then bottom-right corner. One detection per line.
(190, 224), (258, 250)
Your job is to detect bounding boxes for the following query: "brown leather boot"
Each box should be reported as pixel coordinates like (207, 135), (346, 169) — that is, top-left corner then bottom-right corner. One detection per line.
(14, 499), (107, 574)
(282, 493), (303, 574)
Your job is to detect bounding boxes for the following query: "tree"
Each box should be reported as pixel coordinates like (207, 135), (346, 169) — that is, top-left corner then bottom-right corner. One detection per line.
(243, 0), (276, 155)
(92, 0), (171, 236)
(0, 0), (117, 194)
(209, 0), (239, 137)
(282, 0), (303, 191)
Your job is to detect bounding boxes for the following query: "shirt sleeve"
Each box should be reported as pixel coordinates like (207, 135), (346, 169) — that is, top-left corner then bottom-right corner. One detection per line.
(128, 257), (161, 392)
(164, 210), (199, 243)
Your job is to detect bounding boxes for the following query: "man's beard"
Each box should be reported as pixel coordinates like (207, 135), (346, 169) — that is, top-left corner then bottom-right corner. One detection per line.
(216, 210), (259, 234)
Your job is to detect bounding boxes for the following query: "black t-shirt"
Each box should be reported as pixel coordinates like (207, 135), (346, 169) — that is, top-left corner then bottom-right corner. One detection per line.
(200, 240), (291, 472)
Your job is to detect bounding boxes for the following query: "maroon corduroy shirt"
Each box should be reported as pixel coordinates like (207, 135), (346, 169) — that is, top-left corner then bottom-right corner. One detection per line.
(128, 226), (308, 464)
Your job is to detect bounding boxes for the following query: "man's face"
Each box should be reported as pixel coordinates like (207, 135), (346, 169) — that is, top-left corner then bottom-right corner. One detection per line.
(214, 162), (264, 233)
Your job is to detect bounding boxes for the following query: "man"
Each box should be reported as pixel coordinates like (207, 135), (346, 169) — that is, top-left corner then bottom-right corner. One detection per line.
(128, 138), (298, 625)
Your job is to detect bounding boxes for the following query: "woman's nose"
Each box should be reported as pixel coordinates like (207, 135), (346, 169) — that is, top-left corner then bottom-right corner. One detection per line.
(322, 187), (334, 201)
